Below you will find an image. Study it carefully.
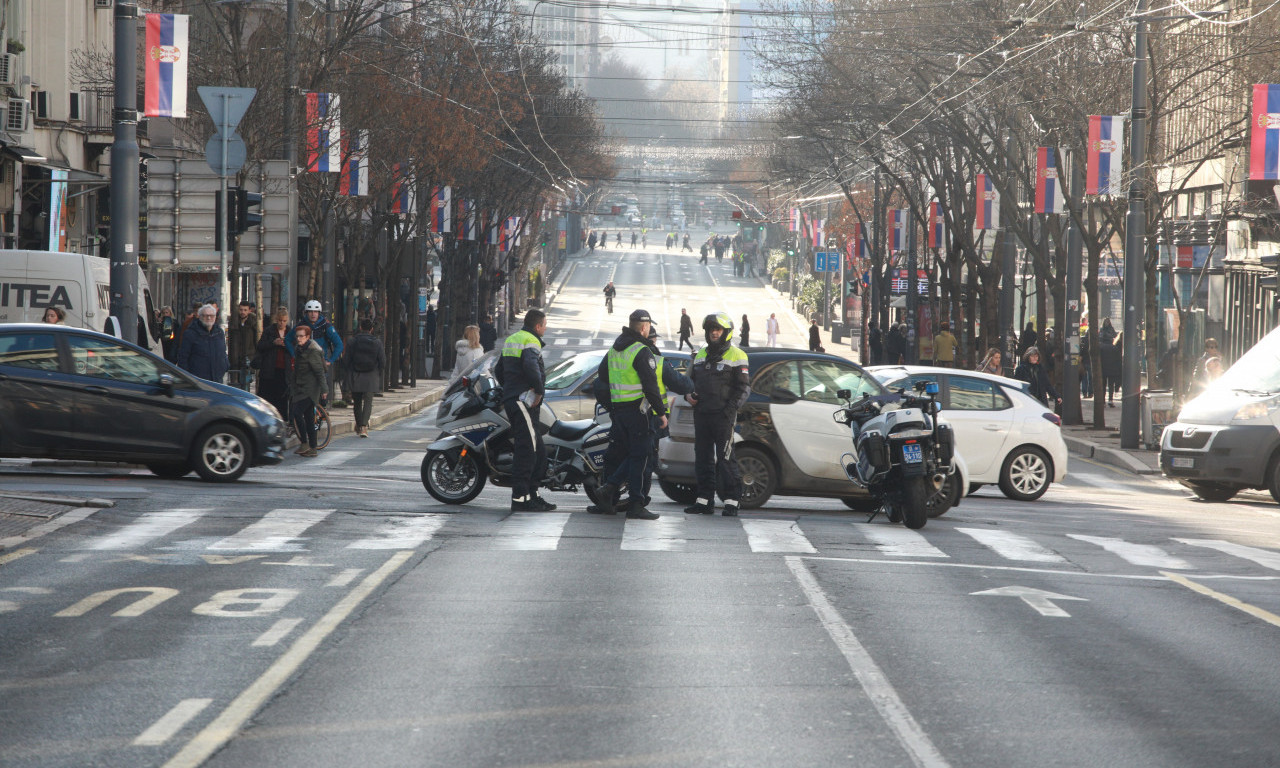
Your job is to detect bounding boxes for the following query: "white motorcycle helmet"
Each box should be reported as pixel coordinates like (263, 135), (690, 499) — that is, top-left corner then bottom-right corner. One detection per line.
(304, 300), (323, 312)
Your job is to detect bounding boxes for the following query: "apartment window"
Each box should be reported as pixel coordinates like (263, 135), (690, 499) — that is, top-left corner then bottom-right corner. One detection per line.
(31, 90), (48, 120)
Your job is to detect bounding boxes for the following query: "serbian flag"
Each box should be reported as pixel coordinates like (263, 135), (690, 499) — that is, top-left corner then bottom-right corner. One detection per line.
(305, 93), (341, 173)
(851, 222), (867, 261)
(390, 163), (415, 215)
(1035, 147), (1065, 214)
(458, 199), (478, 241)
(500, 216), (522, 252)
(975, 174), (999, 229)
(790, 208), (801, 232)
(144, 14), (189, 118)
(1086, 116), (1124, 195)
(487, 212), (501, 245)
(1250, 84), (1280, 180)
(890, 209), (908, 251)
(812, 218), (825, 248)
(431, 186), (452, 233)
(928, 201), (944, 248)
(338, 130), (368, 196)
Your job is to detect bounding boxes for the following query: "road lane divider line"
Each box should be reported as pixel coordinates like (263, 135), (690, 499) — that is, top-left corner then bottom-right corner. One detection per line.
(1161, 571), (1280, 629)
(134, 698), (213, 746)
(326, 568), (363, 587)
(785, 556), (951, 768)
(0, 548), (36, 566)
(251, 618), (304, 647)
(163, 550), (414, 768)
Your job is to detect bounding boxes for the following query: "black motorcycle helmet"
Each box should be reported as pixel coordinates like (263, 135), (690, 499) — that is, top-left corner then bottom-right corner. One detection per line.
(702, 312), (734, 348)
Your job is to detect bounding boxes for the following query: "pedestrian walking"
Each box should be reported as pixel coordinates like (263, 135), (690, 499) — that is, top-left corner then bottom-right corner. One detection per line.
(450, 324), (485, 384)
(765, 313), (779, 347)
(229, 300), (260, 390)
(699, 241), (709, 264)
(176, 304), (230, 383)
(1100, 323), (1122, 407)
(1191, 338), (1221, 393)
(342, 318), (386, 438)
(479, 314), (498, 352)
(593, 309), (668, 520)
(932, 321), (958, 367)
(740, 314), (751, 347)
(256, 306), (293, 417)
(867, 321), (882, 364)
(1014, 346), (1061, 408)
(496, 309), (554, 512)
(158, 306), (178, 361)
(630, 232), (638, 248)
(678, 308), (695, 351)
(808, 318), (823, 352)
(684, 313), (751, 517)
(424, 304), (437, 358)
(885, 323), (906, 364)
(289, 325), (327, 457)
(975, 347), (1002, 374)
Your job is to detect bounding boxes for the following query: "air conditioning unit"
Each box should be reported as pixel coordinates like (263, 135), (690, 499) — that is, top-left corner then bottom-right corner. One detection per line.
(6, 98), (28, 132)
(0, 54), (16, 89)
(95, 0), (112, 8)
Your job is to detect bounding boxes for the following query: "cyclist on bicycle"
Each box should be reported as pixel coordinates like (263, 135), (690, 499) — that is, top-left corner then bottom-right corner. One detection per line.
(288, 299), (344, 365)
(603, 281), (616, 314)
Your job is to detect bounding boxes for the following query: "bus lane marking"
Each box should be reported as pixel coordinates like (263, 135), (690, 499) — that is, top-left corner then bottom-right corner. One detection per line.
(133, 698), (213, 746)
(251, 618), (304, 647)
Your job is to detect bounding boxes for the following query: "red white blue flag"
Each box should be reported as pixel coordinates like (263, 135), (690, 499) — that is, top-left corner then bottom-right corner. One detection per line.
(500, 216), (522, 253)
(928, 201), (944, 248)
(144, 14), (189, 118)
(1035, 147), (1065, 214)
(390, 163), (415, 215)
(890, 209), (908, 251)
(1250, 84), (1280, 180)
(790, 208), (801, 232)
(812, 218), (825, 248)
(850, 222), (867, 262)
(431, 186), (452, 234)
(975, 174), (999, 229)
(1086, 115), (1124, 195)
(458, 199), (478, 241)
(305, 93), (341, 173)
(338, 130), (368, 197)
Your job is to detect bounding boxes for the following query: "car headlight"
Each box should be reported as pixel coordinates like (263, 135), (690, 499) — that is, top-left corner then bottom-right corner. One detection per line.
(1232, 401), (1275, 422)
(246, 396), (283, 422)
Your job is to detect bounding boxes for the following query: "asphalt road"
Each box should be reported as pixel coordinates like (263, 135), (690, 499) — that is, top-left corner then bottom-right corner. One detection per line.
(2, 238), (1279, 767)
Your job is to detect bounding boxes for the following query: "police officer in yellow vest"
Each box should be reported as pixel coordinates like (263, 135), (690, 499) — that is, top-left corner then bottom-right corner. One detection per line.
(685, 312), (751, 516)
(496, 308), (554, 512)
(595, 309), (668, 520)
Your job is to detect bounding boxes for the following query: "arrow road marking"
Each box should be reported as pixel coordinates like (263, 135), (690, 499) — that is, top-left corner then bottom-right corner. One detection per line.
(971, 586), (1088, 617)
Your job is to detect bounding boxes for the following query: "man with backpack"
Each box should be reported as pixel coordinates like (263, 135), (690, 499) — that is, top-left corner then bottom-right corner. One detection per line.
(342, 319), (386, 437)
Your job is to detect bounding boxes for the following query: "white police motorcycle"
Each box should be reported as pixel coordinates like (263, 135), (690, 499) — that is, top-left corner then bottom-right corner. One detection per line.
(422, 373), (612, 504)
(834, 380), (956, 529)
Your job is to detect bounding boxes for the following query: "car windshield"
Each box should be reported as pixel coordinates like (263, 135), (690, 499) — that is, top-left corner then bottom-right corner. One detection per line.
(1206, 329), (1280, 395)
(545, 351), (604, 390)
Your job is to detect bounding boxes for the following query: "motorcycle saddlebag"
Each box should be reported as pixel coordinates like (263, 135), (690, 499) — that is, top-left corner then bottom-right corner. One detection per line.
(935, 422), (955, 467)
(860, 431), (891, 475)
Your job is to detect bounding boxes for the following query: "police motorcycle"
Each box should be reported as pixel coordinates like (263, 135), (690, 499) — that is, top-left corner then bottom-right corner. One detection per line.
(421, 373), (613, 504)
(833, 380), (956, 530)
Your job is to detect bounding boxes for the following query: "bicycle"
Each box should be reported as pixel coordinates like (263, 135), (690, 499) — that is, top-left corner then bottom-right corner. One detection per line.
(605, 296), (614, 314)
(284, 400), (332, 450)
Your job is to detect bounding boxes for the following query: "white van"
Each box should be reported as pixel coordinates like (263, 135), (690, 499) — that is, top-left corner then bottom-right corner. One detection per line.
(1161, 327), (1280, 503)
(0, 250), (159, 351)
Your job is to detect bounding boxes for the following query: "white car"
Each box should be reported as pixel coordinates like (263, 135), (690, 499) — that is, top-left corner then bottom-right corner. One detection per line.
(868, 365), (1069, 501)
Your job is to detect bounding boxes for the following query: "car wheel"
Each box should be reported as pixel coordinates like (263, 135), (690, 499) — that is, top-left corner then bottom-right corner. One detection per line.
(659, 480), (699, 505)
(1187, 481), (1240, 503)
(967, 483), (984, 496)
(998, 446), (1052, 501)
(927, 473), (961, 518)
(734, 446), (777, 509)
(191, 424), (250, 482)
(147, 462), (190, 479)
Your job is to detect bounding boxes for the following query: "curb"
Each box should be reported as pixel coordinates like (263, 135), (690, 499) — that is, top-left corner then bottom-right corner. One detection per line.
(0, 493), (117, 508)
(544, 258), (580, 309)
(1063, 434), (1161, 475)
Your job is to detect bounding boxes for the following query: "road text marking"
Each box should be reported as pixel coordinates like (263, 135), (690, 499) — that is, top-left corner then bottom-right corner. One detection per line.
(133, 699), (213, 746)
(971, 586), (1087, 617)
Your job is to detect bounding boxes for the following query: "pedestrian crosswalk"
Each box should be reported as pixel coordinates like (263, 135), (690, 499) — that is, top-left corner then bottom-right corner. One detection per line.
(57, 506), (1280, 576)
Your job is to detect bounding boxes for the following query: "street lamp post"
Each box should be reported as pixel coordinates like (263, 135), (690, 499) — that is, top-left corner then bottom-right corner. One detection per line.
(1120, 0), (1150, 449)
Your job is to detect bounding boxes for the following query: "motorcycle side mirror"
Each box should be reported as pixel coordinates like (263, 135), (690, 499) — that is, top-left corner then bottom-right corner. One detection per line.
(833, 409), (851, 424)
(769, 388), (800, 405)
(836, 388), (851, 400)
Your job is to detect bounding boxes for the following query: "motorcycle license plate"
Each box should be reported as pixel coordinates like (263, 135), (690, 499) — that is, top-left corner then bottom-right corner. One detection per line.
(1171, 457), (1194, 469)
(902, 443), (923, 464)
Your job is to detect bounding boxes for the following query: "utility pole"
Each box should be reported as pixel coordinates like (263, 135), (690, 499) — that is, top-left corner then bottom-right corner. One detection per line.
(109, 0), (140, 344)
(1121, 0), (1149, 449)
(999, 137), (1019, 376)
(906, 204), (919, 364)
(283, 0), (299, 318)
(1063, 150), (1084, 425)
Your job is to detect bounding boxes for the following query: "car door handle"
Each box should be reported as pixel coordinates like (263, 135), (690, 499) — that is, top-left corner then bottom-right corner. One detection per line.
(82, 385), (110, 395)
(983, 425), (1003, 431)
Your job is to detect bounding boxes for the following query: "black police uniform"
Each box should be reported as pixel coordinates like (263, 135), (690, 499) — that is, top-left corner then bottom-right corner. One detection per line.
(687, 317), (751, 515)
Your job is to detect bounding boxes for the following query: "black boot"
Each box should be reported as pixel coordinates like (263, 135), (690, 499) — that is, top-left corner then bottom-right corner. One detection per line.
(722, 501), (739, 517)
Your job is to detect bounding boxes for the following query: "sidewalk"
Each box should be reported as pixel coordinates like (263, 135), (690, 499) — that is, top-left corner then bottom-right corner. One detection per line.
(322, 379), (449, 444)
(1059, 396), (1162, 476)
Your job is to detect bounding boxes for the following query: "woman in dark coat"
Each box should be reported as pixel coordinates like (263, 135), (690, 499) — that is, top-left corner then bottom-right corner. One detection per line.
(1100, 329), (1123, 406)
(1014, 345), (1061, 408)
(740, 314), (751, 347)
(256, 306), (293, 417)
(808, 319), (822, 352)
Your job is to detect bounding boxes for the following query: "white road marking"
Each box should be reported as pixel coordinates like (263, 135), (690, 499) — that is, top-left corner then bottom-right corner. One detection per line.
(956, 528), (1066, 563)
(1068, 535), (1191, 569)
(742, 519), (817, 553)
(1175, 538), (1280, 571)
(971, 586), (1087, 617)
(133, 698), (213, 746)
(85, 509), (208, 550)
(492, 512), (571, 550)
(786, 557), (951, 768)
(309, 450), (357, 468)
(347, 514), (448, 549)
(554, 337), (569, 345)
(207, 509), (333, 552)
(326, 568), (364, 587)
(0, 506), (99, 550)
(621, 516), (687, 551)
(251, 618), (304, 647)
(860, 526), (949, 558)
(381, 451), (423, 467)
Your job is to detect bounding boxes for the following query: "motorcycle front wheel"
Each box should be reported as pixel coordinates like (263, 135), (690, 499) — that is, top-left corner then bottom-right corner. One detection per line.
(900, 476), (930, 529)
(421, 448), (487, 504)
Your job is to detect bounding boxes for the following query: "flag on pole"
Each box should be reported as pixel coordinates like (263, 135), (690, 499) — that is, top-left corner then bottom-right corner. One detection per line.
(305, 93), (342, 173)
(458, 199), (478, 241)
(890, 209), (908, 251)
(391, 163), (415, 215)
(1035, 147), (1065, 214)
(1086, 115), (1124, 195)
(1250, 84), (1280, 180)
(431, 186), (452, 233)
(144, 14), (189, 118)
(338, 130), (369, 196)
(928, 201), (944, 248)
(501, 216), (522, 252)
(790, 208), (801, 232)
(975, 174), (999, 229)
(812, 218), (825, 248)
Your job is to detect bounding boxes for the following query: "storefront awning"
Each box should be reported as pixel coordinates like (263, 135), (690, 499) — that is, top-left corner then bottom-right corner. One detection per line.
(2, 143), (46, 164)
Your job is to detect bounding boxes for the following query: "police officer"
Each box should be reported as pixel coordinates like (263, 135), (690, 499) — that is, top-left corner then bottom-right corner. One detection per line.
(496, 309), (555, 512)
(685, 312), (751, 516)
(595, 309), (668, 520)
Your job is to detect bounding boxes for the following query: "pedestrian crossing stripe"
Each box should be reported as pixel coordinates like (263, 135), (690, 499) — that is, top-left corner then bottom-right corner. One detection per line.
(63, 509), (1280, 573)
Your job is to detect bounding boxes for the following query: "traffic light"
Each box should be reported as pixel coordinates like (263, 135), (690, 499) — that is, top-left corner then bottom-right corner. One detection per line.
(234, 188), (262, 234)
(214, 188), (238, 250)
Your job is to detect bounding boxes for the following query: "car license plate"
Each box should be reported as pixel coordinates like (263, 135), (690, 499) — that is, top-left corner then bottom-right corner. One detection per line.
(903, 443), (923, 464)
(1172, 456), (1195, 469)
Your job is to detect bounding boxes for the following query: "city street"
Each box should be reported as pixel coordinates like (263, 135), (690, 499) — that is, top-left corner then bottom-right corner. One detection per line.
(2, 241), (1280, 767)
